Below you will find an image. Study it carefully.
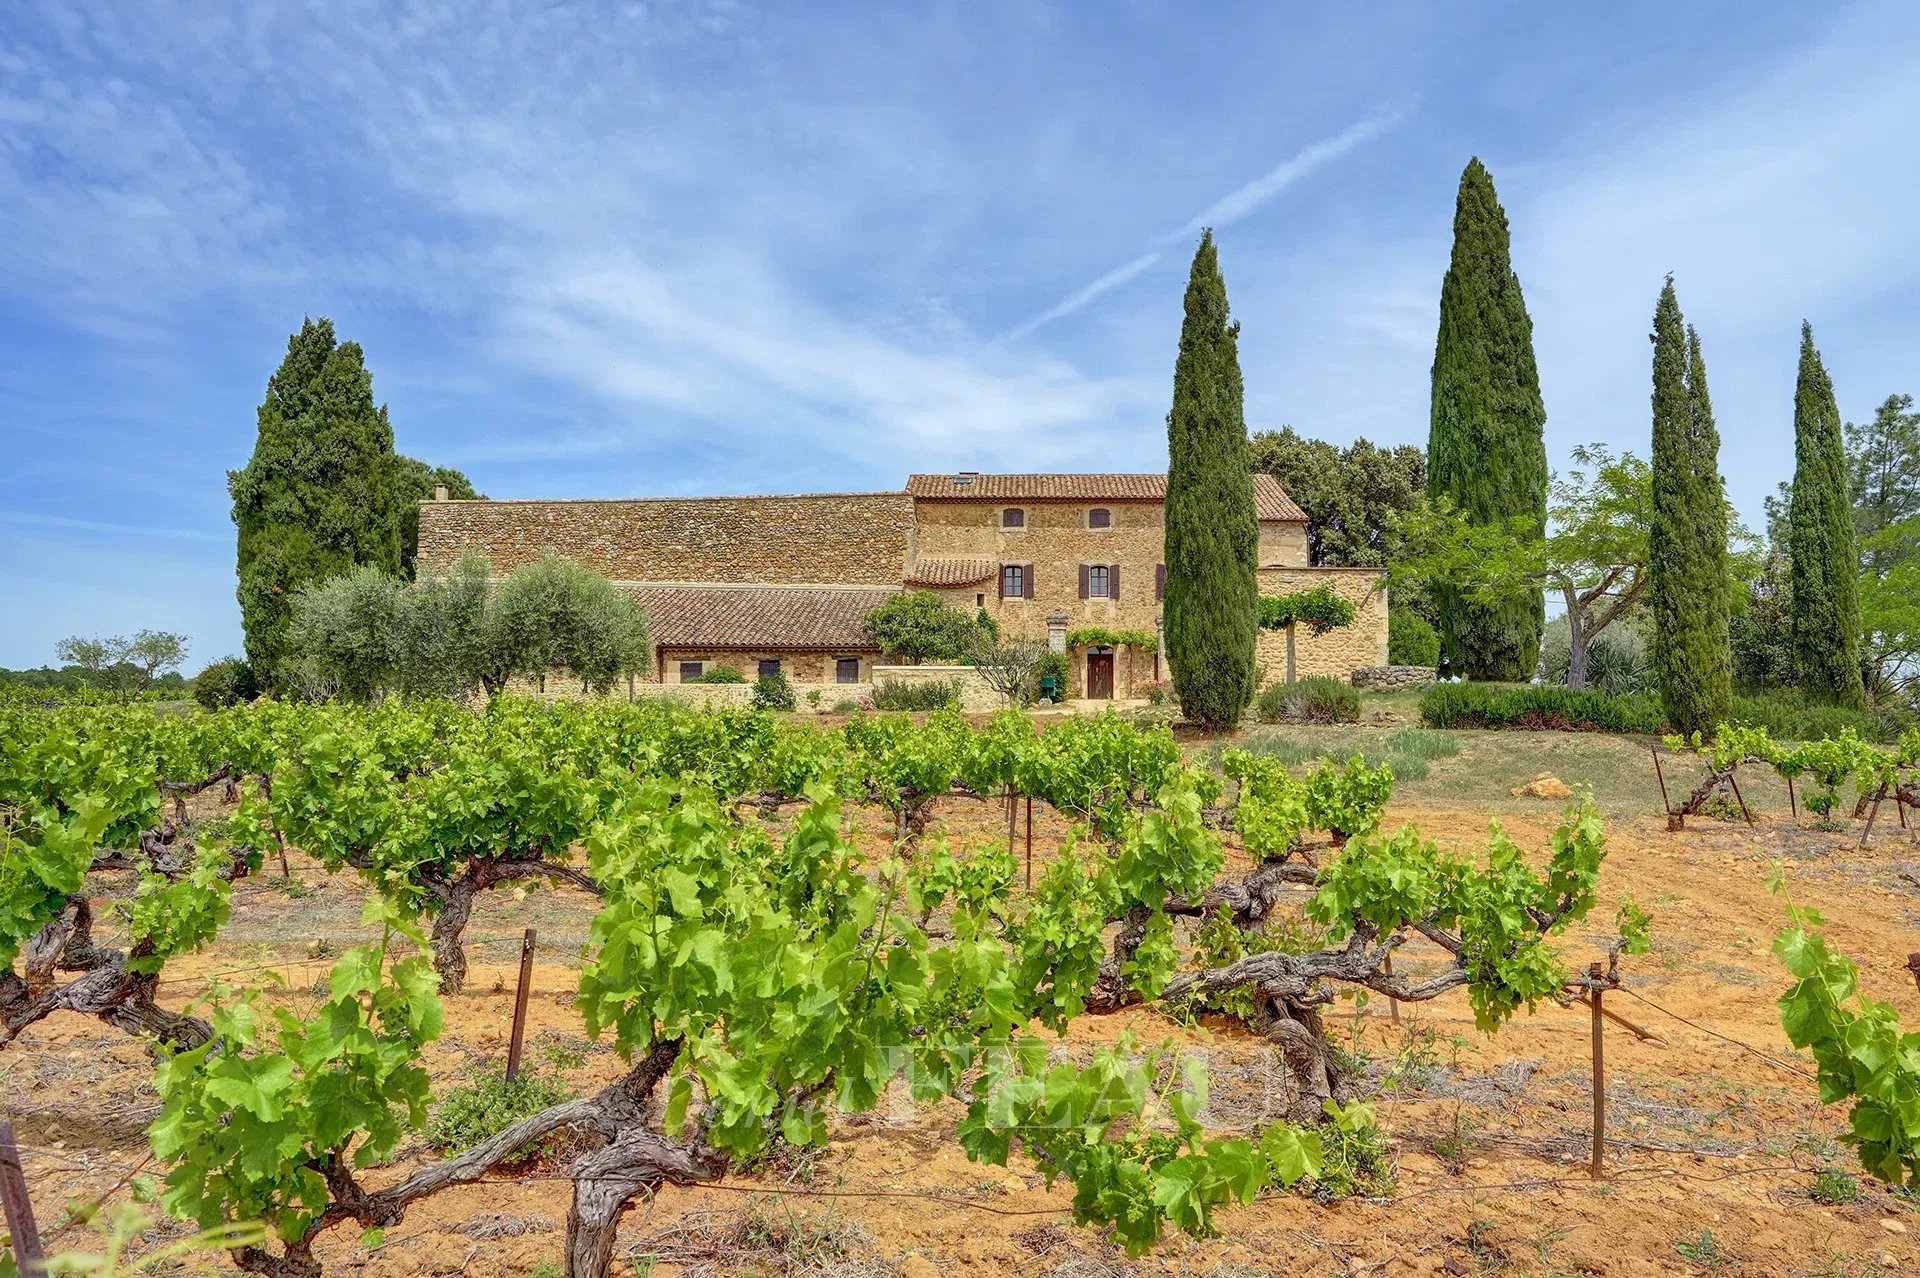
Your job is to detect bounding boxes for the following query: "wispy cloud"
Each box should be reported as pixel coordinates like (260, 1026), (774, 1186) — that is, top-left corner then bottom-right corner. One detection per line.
(0, 510), (223, 541)
(1004, 105), (1408, 341)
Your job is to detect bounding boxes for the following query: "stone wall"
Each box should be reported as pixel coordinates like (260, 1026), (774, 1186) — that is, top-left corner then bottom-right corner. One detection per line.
(1350, 665), (1437, 690)
(654, 650), (876, 685)
(870, 664), (1005, 712)
(416, 492), (914, 585)
(1252, 567), (1388, 682)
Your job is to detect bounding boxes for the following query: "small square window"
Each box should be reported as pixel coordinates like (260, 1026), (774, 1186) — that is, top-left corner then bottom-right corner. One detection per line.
(1088, 565), (1111, 598)
(1000, 563), (1026, 599)
(1001, 507), (1026, 529)
(1087, 507), (1112, 529)
(678, 661), (704, 681)
(757, 659), (782, 679)
(836, 658), (860, 683)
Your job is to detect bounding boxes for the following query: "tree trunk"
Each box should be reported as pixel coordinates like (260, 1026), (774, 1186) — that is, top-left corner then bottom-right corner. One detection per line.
(430, 877), (480, 995)
(1258, 995), (1343, 1120)
(1286, 624), (1297, 684)
(1566, 616), (1591, 690)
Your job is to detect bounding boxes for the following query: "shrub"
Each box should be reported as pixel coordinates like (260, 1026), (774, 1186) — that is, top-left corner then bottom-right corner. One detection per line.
(1140, 679), (1174, 706)
(1034, 651), (1071, 701)
(426, 1064), (576, 1169)
(831, 698), (863, 713)
(1387, 605), (1439, 667)
(751, 671), (797, 712)
(1727, 690), (1907, 744)
(871, 678), (961, 711)
(692, 665), (747, 684)
(1418, 682), (1666, 733)
(1256, 676), (1360, 725)
(192, 657), (259, 710)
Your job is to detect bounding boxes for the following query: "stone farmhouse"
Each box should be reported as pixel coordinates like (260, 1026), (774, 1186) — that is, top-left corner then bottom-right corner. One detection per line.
(415, 473), (1387, 700)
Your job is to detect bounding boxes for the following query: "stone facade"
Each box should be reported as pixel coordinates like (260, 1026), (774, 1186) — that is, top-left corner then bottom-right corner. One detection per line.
(1252, 567), (1389, 683)
(418, 472), (1391, 700)
(658, 651), (875, 685)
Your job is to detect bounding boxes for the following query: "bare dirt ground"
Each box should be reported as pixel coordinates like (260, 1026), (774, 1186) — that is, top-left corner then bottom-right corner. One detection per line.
(11, 728), (1920, 1277)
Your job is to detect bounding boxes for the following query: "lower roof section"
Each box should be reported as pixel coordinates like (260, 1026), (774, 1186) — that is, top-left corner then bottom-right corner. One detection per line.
(632, 583), (896, 651)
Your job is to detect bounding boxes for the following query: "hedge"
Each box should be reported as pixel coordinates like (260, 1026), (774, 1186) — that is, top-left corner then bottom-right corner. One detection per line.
(1419, 681), (1906, 742)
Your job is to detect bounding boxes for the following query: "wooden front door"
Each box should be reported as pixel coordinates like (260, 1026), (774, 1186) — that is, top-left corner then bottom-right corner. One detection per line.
(1087, 648), (1114, 700)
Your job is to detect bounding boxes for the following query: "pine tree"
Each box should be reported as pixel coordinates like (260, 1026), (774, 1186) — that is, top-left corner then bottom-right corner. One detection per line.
(1164, 230), (1258, 730)
(1427, 158), (1548, 680)
(1648, 279), (1731, 734)
(1788, 323), (1866, 707)
(230, 318), (402, 687)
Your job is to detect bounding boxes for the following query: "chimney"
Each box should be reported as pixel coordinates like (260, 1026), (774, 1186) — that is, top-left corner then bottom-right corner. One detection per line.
(433, 485), (449, 501)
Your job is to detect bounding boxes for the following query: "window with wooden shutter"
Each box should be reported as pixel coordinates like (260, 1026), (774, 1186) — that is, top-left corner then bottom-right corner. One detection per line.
(1078, 564), (1090, 599)
(1087, 565), (1111, 598)
(1000, 563), (1025, 599)
(1024, 563), (1035, 598)
(758, 659), (782, 679)
(1001, 507), (1025, 529)
(836, 658), (860, 683)
(1087, 507), (1111, 529)
(678, 661), (704, 681)
(1155, 563), (1166, 600)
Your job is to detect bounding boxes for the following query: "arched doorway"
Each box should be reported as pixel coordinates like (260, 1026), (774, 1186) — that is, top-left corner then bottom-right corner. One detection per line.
(1086, 645), (1115, 700)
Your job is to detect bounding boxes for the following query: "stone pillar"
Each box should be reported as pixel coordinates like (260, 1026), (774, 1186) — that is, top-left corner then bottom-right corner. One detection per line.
(1154, 611), (1164, 682)
(433, 484), (449, 501)
(1047, 611), (1068, 653)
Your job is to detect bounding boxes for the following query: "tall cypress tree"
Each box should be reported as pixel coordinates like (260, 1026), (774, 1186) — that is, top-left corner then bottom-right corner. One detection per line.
(1788, 323), (1867, 707)
(1648, 279), (1731, 734)
(1427, 158), (1548, 680)
(1164, 230), (1258, 730)
(230, 317), (402, 687)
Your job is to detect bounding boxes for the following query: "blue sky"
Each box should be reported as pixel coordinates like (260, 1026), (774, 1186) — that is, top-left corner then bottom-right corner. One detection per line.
(3, 1), (1917, 669)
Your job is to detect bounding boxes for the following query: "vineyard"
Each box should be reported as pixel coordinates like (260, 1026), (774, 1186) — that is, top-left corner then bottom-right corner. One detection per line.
(4, 699), (1920, 1276)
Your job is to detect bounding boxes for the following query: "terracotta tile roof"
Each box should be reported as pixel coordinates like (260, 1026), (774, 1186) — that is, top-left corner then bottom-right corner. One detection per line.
(903, 557), (997, 587)
(905, 473), (1306, 522)
(632, 585), (895, 651)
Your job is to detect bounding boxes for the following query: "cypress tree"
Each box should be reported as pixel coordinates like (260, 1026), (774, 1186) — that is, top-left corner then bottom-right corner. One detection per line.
(230, 317), (402, 687)
(1427, 158), (1548, 680)
(1648, 279), (1731, 734)
(1164, 230), (1259, 730)
(1788, 323), (1867, 707)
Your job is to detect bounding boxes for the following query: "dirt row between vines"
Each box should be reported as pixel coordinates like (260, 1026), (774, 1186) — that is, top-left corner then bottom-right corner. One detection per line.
(10, 758), (1920, 1276)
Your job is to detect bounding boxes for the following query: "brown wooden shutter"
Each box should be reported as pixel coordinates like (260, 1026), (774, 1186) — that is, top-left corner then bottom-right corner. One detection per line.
(1078, 564), (1090, 599)
(1024, 563), (1035, 599)
(1155, 563), (1166, 600)
(1111, 563), (1122, 600)
(997, 564), (1006, 600)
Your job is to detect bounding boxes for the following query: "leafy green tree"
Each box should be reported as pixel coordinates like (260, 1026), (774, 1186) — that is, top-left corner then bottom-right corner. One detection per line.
(861, 591), (984, 664)
(1788, 324), (1866, 707)
(1844, 394), (1920, 707)
(1846, 394), (1920, 564)
(396, 455), (484, 579)
(484, 552), (651, 695)
(230, 318), (403, 688)
(53, 630), (188, 698)
(1164, 230), (1258, 730)
(284, 565), (405, 703)
(1647, 280), (1732, 735)
(192, 657), (259, 710)
(394, 554), (493, 699)
(1389, 446), (1727, 691)
(1426, 158), (1548, 680)
(1248, 428), (1426, 568)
